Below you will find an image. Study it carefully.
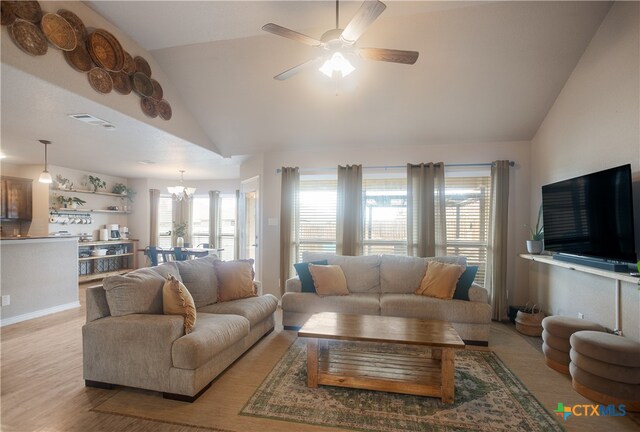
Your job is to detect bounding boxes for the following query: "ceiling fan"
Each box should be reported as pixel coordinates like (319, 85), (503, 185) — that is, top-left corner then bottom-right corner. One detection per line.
(262, 0), (419, 80)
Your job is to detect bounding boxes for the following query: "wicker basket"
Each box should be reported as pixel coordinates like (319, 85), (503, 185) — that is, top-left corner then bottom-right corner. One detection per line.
(515, 305), (544, 337)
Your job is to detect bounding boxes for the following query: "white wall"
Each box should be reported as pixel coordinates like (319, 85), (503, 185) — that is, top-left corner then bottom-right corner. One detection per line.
(249, 141), (532, 303)
(530, 2), (640, 341)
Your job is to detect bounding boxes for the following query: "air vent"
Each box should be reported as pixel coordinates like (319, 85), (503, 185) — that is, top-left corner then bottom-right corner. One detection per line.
(68, 113), (115, 129)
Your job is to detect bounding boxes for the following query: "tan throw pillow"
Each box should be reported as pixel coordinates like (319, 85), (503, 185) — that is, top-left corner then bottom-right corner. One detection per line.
(215, 260), (257, 302)
(163, 275), (197, 334)
(415, 261), (465, 300)
(308, 264), (349, 297)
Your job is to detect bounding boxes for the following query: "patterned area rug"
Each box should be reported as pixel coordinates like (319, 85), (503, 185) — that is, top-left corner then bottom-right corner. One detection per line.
(241, 339), (564, 432)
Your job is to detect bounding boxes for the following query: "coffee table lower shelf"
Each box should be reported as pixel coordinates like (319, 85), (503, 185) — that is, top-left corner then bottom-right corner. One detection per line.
(307, 339), (455, 402)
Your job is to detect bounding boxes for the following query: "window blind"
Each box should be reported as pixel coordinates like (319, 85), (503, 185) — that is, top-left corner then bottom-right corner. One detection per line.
(158, 195), (173, 248)
(444, 176), (491, 285)
(297, 177), (337, 261)
(362, 175), (407, 256)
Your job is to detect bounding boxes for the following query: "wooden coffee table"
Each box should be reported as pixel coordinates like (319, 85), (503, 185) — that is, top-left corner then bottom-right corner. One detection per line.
(298, 312), (465, 403)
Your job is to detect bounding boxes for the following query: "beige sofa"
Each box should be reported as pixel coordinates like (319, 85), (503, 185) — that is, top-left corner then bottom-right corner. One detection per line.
(82, 256), (278, 402)
(282, 253), (492, 345)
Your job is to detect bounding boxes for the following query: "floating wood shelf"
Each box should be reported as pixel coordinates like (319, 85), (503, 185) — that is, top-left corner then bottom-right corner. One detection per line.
(54, 188), (127, 198)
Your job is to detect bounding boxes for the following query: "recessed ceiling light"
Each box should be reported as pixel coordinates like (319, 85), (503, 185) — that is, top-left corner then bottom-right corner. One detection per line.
(68, 113), (114, 128)
(137, 160), (155, 165)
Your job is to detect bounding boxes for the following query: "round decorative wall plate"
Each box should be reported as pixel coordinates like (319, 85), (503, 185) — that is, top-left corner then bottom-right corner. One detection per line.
(110, 70), (132, 95)
(133, 55), (152, 77)
(140, 97), (158, 118)
(131, 71), (153, 97)
(1, 1), (16, 26)
(87, 29), (124, 72)
(9, 18), (47, 56)
(122, 51), (136, 75)
(64, 43), (94, 72)
(40, 13), (77, 51)
(88, 67), (113, 94)
(12, 0), (41, 23)
(150, 78), (163, 100)
(157, 99), (172, 120)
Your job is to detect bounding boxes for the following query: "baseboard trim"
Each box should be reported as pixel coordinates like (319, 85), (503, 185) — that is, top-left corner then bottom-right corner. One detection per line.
(1, 301), (80, 327)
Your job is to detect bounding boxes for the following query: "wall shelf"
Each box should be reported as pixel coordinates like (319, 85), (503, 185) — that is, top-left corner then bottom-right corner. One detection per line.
(78, 240), (138, 282)
(79, 253), (134, 261)
(50, 209), (131, 215)
(54, 188), (127, 198)
(519, 254), (638, 285)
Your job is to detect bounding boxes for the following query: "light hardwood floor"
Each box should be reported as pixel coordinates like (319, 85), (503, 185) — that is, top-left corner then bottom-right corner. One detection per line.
(1, 285), (638, 432)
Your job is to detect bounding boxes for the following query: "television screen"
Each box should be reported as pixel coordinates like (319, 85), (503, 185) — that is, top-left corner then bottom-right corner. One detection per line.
(541, 164), (636, 263)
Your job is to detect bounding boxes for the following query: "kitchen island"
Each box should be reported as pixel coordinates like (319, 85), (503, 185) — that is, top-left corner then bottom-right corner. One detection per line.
(0, 237), (79, 326)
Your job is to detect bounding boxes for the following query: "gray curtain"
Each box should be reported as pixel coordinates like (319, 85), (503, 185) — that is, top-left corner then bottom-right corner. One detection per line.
(279, 167), (299, 295)
(149, 189), (160, 247)
(406, 163), (446, 257)
(208, 190), (220, 248)
(172, 197), (192, 246)
(486, 160), (510, 321)
(337, 165), (363, 256)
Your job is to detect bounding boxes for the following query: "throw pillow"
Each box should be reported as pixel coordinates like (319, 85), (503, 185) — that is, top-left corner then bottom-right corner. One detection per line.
(294, 260), (329, 293)
(415, 261), (465, 300)
(308, 264), (349, 297)
(453, 265), (479, 301)
(162, 275), (197, 334)
(215, 259), (256, 302)
(103, 268), (165, 316)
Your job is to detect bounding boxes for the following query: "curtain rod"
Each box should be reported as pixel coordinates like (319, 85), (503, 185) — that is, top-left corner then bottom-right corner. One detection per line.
(276, 161), (515, 174)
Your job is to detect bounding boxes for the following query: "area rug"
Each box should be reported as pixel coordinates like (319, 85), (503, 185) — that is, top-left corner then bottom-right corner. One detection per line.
(240, 339), (564, 432)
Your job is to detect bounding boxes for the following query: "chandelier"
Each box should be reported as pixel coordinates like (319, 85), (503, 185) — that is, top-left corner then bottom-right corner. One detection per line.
(167, 170), (196, 201)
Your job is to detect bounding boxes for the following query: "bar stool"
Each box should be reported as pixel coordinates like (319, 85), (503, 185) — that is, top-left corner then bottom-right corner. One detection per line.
(570, 331), (640, 412)
(541, 316), (605, 374)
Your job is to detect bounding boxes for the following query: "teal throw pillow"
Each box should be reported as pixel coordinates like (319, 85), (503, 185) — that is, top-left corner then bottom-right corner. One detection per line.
(453, 265), (478, 301)
(294, 260), (329, 293)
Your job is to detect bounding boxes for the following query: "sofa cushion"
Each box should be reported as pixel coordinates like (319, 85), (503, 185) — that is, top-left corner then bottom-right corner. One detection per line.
(152, 261), (182, 281)
(174, 255), (219, 308)
(294, 260), (328, 293)
(309, 264), (349, 297)
(416, 261), (465, 299)
(198, 294), (278, 327)
(281, 292), (380, 316)
(380, 293), (491, 324)
(103, 268), (165, 316)
(453, 266), (478, 301)
(379, 255), (467, 294)
(163, 275), (197, 334)
(303, 252), (381, 293)
(171, 313), (250, 370)
(215, 259), (257, 302)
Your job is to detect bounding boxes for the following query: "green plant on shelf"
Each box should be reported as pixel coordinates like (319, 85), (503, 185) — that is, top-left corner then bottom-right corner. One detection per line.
(56, 196), (86, 208)
(55, 174), (73, 190)
(530, 204), (544, 241)
(112, 183), (136, 203)
(88, 175), (106, 192)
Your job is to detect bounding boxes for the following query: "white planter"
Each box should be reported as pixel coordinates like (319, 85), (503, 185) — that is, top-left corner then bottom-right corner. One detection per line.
(176, 237), (184, 247)
(526, 240), (543, 254)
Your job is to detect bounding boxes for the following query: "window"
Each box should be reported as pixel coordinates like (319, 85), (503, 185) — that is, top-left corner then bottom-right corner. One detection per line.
(218, 194), (236, 261)
(444, 173), (491, 286)
(296, 175), (337, 262)
(191, 196), (210, 248)
(362, 173), (407, 255)
(158, 195), (173, 248)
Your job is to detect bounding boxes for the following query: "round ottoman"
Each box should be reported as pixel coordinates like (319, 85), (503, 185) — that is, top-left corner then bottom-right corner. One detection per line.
(541, 316), (605, 374)
(570, 331), (640, 412)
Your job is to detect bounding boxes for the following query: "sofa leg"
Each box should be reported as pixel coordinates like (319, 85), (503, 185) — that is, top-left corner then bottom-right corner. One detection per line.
(85, 380), (114, 389)
(163, 381), (212, 403)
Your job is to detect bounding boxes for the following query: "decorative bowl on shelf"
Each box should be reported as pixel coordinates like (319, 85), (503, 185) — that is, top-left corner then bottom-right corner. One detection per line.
(91, 249), (108, 256)
(106, 206), (119, 211)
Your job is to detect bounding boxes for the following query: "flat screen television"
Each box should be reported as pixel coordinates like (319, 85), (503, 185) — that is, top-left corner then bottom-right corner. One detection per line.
(541, 164), (637, 264)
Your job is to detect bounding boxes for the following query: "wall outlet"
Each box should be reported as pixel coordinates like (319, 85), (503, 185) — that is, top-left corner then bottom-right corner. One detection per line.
(578, 312), (584, 319)
(1, 295), (10, 306)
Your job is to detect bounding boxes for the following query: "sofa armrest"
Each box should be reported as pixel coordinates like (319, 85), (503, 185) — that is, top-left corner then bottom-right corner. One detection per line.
(285, 277), (302, 293)
(86, 285), (111, 322)
(83, 314), (185, 390)
(254, 280), (263, 296)
(468, 283), (489, 304)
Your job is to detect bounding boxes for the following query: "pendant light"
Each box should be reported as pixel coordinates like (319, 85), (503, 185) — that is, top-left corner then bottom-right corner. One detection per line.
(167, 170), (196, 201)
(38, 140), (53, 184)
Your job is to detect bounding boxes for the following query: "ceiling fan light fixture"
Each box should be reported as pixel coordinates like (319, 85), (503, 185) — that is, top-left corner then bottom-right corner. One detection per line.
(319, 52), (355, 78)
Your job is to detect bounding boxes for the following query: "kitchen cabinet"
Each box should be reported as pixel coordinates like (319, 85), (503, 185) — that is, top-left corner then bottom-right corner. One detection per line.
(78, 239), (138, 282)
(1, 176), (32, 220)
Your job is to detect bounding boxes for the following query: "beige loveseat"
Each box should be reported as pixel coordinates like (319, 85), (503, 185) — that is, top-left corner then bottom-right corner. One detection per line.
(282, 253), (492, 345)
(83, 256), (278, 402)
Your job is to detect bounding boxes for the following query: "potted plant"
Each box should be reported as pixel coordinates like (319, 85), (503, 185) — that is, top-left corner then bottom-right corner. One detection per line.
(527, 204), (544, 254)
(55, 174), (73, 190)
(88, 175), (106, 192)
(112, 183), (136, 203)
(172, 221), (187, 247)
(70, 197), (86, 209)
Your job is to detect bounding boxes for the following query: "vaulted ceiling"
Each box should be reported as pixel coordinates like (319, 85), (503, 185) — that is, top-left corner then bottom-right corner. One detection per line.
(1, 1), (613, 178)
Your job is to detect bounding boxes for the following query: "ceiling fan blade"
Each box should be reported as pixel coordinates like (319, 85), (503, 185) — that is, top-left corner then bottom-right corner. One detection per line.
(358, 47), (419, 64)
(340, 0), (387, 43)
(262, 23), (324, 47)
(273, 58), (320, 81)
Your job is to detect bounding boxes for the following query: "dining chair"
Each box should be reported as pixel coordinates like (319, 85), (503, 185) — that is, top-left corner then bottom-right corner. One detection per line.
(144, 246), (159, 266)
(173, 247), (188, 261)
